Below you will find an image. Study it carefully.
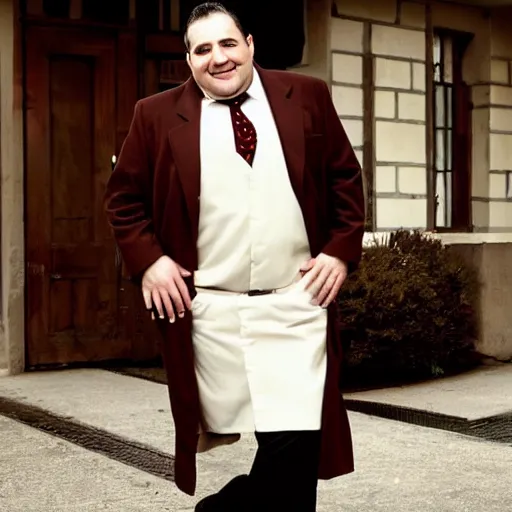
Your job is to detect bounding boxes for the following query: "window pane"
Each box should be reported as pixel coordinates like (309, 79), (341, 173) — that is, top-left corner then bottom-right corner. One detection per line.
(443, 37), (454, 83)
(446, 129), (452, 170)
(445, 171), (453, 228)
(446, 86), (453, 129)
(435, 172), (446, 228)
(434, 35), (442, 81)
(436, 129), (445, 170)
(435, 85), (445, 128)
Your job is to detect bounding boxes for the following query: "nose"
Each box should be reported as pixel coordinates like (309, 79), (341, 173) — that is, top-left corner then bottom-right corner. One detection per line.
(211, 45), (229, 65)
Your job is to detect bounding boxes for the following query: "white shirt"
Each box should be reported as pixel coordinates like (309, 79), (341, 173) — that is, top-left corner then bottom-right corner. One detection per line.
(194, 68), (311, 292)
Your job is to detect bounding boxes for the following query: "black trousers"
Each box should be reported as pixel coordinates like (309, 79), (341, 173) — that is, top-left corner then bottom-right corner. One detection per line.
(209, 430), (322, 512)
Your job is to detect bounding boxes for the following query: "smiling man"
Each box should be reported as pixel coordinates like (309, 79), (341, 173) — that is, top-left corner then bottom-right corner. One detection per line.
(104, 2), (365, 511)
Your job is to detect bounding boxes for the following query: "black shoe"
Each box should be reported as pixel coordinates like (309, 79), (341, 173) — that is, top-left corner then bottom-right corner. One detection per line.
(195, 475), (250, 512)
(194, 494), (216, 512)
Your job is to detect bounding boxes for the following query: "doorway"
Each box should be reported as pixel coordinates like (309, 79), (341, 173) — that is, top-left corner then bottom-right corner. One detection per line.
(24, 25), (158, 367)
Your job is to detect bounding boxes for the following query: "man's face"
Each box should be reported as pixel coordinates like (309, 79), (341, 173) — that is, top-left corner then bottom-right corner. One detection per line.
(186, 13), (254, 100)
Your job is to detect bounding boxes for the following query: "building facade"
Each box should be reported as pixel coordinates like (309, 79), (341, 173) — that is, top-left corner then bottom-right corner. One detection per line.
(1, 0), (511, 376)
(296, 0), (512, 233)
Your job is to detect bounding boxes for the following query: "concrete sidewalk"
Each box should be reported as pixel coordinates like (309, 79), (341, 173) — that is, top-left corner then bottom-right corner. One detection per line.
(1, 368), (511, 511)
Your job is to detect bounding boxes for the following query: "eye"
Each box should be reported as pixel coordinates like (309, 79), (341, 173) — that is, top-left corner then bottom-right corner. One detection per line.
(195, 46), (210, 55)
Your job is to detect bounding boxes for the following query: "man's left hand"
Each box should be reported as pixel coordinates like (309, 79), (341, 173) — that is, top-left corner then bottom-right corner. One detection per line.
(300, 253), (348, 308)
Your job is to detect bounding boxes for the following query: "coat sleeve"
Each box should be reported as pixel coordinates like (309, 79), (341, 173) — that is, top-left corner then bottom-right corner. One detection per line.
(104, 100), (164, 280)
(317, 81), (366, 272)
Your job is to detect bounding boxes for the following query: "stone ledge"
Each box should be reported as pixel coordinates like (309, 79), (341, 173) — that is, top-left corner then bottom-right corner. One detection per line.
(363, 231), (512, 246)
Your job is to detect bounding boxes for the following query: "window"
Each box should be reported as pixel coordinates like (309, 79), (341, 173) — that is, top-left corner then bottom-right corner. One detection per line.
(432, 31), (472, 231)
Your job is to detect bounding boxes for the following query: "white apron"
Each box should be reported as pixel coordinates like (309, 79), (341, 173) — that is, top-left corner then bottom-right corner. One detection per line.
(193, 69), (327, 433)
(192, 277), (327, 433)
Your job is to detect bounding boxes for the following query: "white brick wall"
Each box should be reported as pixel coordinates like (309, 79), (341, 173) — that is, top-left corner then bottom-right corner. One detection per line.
(490, 134), (512, 170)
(330, 0), (428, 231)
(332, 85), (364, 117)
(490, 108), (512, 132)
(400, 1), (426, 29)
(376, 122), (426, 164)
(376, 198), (428, 229)
(372, 25), (425, 60)
(375, 90), (395, 119)
(489, 173), (508, 199)
(330, 18), (363, 53)
(398, 93), (425, 121)
(330, 17), (365, 160)
(332, 54), (363, 84)
(343, 119), (364, 147)
(490, 202), (512, 228)
(491, 85), (512, 105)
(329, 0), (512, 232)
(375, 58), (411, 89)
(412, 63), (426, 91)
(491, 59), (509, 84)
(398, 167), (427, 195)
(333, 0), (396, 24)
(375, 166), (396, 193)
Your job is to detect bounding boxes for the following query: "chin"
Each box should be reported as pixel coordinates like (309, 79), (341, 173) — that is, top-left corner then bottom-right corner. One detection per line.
(210, 83), (241, 99)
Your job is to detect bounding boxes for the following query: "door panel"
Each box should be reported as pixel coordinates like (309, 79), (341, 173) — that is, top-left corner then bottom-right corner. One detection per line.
(25, 27), (157, 367)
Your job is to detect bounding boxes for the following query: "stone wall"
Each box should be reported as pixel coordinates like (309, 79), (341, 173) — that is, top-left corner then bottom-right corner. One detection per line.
(0, 0), (25, 376)
(330, 0), (512, 232)
(332, 0), (428, 230)
(450, 242), (512, 361)
(487, 7), (512, 230)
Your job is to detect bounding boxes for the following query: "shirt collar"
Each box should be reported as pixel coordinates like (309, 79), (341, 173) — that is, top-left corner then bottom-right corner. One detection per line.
(245, 67), (265, 102)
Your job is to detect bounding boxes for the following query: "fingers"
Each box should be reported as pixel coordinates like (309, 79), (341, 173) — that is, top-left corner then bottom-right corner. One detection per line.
(160, 287), (176, 323)
(177, 263), (192, 278)
(321, 273), (344, 308)
(303, 262), (322, 290)
(300, 258), (315, 274)
(141, 258), (194, 323)
(314, 269), (337, 306)
(166, 280), (185, 320)
(175, 276), (192, 312)
(308, 266), (330, 304)
(142, 286), (152, 311)
(151, 288), (164, 319)
(144, 279), (191, 323)
(305, 257), (348, 307)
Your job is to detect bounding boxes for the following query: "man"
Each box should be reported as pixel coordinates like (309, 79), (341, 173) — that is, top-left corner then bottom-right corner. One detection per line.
(105, 3), (365, 511)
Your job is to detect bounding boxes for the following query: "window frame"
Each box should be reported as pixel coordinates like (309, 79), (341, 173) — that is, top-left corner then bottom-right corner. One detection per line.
(431, 28), (473, 232)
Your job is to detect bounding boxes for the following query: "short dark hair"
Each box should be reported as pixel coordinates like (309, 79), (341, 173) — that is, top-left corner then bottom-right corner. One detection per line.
(184, 2), (247, 51)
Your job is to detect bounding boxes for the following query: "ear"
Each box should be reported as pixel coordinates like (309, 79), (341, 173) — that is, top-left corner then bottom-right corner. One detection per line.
(186, 52), (192, 69)
(246, 34), (255, 56)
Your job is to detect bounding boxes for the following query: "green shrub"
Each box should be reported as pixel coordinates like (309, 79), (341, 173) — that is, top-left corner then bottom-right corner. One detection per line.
(337, 229), (480, 385)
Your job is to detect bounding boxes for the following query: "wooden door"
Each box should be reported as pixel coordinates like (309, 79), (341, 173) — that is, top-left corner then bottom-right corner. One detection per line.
(25, 26), (156, 367)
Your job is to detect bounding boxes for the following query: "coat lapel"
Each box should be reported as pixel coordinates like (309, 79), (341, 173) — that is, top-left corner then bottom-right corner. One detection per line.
(257, 66), (305, 204)
(168, 67), (306, 238)
(168, 78), (203, 240)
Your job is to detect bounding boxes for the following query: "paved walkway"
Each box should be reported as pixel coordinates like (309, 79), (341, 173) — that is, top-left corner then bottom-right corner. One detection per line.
(1, 365), (511, 511)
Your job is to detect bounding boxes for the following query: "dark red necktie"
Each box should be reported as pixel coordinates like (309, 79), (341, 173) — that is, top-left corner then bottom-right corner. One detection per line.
(220, 92), (257, 166)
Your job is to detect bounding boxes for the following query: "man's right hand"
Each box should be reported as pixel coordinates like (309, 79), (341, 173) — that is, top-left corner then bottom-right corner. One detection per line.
(141, 256), (192, 323)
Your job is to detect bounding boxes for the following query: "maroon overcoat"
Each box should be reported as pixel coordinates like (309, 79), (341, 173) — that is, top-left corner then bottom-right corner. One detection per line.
(104, 64), (365, 496)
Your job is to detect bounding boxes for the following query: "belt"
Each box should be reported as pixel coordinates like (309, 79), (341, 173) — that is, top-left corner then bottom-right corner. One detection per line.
(194, 276), (302, 297)
(195, 284), (296, 297)
(247, 289), (276, 296)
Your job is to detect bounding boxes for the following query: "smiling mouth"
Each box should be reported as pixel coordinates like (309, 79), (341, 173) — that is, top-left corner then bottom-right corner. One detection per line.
(211, 67), (236, 78)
